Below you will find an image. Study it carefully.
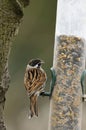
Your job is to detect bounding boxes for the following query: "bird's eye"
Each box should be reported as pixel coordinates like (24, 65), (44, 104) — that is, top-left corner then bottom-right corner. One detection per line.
(38, 63), (41, 67)
(35, 63), (41, 68)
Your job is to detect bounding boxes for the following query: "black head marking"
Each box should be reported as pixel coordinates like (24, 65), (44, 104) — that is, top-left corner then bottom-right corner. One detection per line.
(29, 59), (43, 67)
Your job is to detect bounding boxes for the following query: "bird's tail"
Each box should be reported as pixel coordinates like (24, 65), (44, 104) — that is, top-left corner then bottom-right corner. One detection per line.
(29, 94), (38, 119)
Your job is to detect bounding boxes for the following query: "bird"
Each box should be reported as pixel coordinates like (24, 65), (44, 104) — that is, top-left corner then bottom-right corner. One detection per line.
(24, 59), (47, 119)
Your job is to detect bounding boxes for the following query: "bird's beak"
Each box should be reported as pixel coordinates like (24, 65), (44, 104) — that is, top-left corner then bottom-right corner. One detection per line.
(41, 61), (44, 64)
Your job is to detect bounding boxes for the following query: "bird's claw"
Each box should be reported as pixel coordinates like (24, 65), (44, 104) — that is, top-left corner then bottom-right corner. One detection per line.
(40, 91), (50, 97)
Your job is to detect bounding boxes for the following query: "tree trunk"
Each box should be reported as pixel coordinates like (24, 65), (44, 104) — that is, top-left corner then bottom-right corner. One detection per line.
(48, 0), (86, 130)
(0, 0), (29, 130)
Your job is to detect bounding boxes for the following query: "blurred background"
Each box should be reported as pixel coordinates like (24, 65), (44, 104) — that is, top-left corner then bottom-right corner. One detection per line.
(4, 0), (86, 130)
(5, 0), (57, 130)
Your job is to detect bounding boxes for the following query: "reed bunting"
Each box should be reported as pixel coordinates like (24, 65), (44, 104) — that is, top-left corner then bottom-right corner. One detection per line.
(24, 59), (47, 118)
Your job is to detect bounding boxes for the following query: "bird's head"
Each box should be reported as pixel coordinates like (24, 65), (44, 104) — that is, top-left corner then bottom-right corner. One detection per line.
(28, 59), (44, 68)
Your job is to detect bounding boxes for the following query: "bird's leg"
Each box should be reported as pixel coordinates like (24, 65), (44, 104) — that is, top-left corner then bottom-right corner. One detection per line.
(40, 67), (56, 97)
(81, 70), (86, 102)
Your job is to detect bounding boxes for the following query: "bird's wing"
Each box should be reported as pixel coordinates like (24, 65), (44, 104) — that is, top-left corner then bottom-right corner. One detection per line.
(24, 68), (47, 97)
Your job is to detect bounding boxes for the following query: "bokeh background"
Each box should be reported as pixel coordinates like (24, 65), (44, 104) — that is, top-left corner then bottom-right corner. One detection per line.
(4, 0), (86, 130)
(5, 0), (57, 130)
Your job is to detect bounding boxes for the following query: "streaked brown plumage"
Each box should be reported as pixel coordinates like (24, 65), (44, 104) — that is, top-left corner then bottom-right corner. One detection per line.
(24, 59), (47, 118)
